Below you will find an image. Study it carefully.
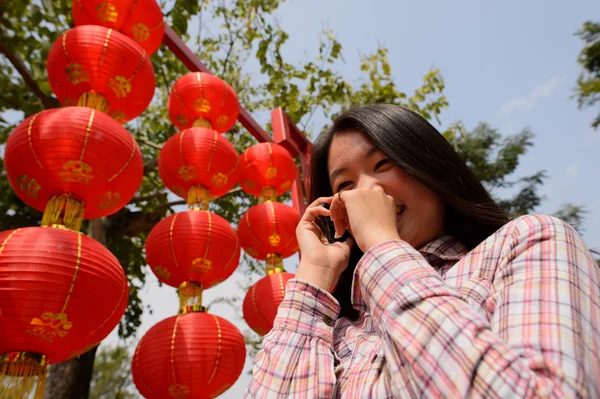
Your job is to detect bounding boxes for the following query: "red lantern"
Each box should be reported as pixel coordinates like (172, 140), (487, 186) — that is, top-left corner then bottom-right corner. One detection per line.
(132, 312), (246, 399)
(158, 128), (239, 207)
(238, 143), (297, 201)
(243, 272), (294, 336)
(4, 107), (143, 231)
(167, 72), (239, 133)
(145, 209), (240, 289)
(72, 0), (164, 55)
(237, 202), (300, 269)
(47, 25), (155, 123)
(0, 226), (128, 397)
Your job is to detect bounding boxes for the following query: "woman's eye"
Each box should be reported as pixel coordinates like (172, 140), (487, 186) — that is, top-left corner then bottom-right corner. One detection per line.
(336, 182), (351, 192)
(374, 159), (390, 171)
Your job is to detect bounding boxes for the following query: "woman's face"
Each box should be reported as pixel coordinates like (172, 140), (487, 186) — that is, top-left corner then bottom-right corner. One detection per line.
(327, 129), (445, 249)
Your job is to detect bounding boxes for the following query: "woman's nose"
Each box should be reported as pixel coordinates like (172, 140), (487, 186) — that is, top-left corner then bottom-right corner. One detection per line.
(356, 175), (384, 191)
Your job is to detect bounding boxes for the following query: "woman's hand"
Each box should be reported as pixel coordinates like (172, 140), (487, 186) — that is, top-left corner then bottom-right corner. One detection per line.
(295, 197), (355, 293)
(330, 186), (400, 252)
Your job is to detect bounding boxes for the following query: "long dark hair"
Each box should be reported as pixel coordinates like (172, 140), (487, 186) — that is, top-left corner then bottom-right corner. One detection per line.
(309, 104), (509, 320)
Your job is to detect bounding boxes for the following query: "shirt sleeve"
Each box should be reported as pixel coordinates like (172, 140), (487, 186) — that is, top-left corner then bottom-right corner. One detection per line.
(352, 214), (600, 398)
(244, 278), (341, 398)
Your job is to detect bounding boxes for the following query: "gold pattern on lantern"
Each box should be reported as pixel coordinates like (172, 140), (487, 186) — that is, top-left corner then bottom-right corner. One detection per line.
(266, 167), (278, 179)
(194, 98), (211, 113)
(216, 115), (229, 128)
(178, 165), (197, 181)
(98, 191), (121, 210)
(168, 384), (190, 399)
(211, 172), (228, 187)
(175, 115), (189, 126)
(131, 22), (150, 43)
(96, 1), (118, 22)
(59, 160), (93, 184)
(109, 110), (127, 123)
(18, 175), (41, 198)
(108, 76), (131, 98)
(191, 257), (212, 272)
(66, 64), (90, 85)
(154, 266), (171, 281)
(27, 312), (72, 342)
(193, 118), (212, 128)
(268, 233), (281, 247)
(280, 181), (291, 190)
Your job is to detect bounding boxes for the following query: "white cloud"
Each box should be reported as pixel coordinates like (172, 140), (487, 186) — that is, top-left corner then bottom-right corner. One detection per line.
(498, 75), (565, 116)
(565, 163), (580, 179)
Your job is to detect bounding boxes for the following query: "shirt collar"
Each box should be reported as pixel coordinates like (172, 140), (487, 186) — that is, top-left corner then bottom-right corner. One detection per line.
(418, 235), (468, 262)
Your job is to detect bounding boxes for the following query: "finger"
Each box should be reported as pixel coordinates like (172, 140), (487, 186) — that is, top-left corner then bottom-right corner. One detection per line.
(332, 213), (348, 239)
(300, 203), (330, 223)
(329, 192), (346, 220)
(306, 196), (333, 209)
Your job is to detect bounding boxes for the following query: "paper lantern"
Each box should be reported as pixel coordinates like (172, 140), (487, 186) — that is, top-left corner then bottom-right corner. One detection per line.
(145, 209), (240, 289)
(243, 272), (294, 336)
(167, 72), (239, 133)
(0, 226), (128, 397)
(237, 202), (300, 270)
(158, 128), (239, 208)
(47, 25), (155, 123)
(72, 0), (165, 55)
(4, 107), (143, 230)
(132, 312), (245, 399)
(238, 143), (297, 201)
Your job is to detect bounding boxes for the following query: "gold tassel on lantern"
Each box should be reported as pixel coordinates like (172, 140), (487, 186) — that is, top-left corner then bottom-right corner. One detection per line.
(265, 253), (285, 275)
(41, 194), (84, 231)
(178, 282), (207, 314)
(187, 186), (213, 210)
(77, 91), (110, 113)
(259, 187), (276, 203)
(192, 118), (212, 129)
(0, 352), (48, 399)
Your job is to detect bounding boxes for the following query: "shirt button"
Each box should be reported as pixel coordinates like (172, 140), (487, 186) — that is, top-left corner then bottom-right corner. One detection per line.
(323, 316), (334, 327)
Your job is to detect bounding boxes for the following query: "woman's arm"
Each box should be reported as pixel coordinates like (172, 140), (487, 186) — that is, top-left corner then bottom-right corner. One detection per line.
(352, 214), (599, 398)
(244, 279), (341, 398)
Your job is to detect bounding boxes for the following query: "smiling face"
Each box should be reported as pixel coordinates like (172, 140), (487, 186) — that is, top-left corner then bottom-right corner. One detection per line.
(327, 129), (446, 249)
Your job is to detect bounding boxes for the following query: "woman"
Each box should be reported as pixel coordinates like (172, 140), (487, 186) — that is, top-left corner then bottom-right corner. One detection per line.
(244, 104), (600, 398)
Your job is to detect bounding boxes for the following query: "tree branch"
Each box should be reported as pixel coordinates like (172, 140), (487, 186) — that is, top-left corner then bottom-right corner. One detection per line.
(0, 41), (59, 109)
(143, 159), (158, 174)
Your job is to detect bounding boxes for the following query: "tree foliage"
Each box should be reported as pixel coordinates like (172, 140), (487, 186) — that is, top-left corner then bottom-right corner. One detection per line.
(575, 21), (600, 129)
(0, 0), (590, 396)
(89, 346), (137, 399)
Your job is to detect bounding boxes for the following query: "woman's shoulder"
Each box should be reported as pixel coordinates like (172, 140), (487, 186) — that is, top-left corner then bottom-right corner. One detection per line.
(501, 213), (579, 240)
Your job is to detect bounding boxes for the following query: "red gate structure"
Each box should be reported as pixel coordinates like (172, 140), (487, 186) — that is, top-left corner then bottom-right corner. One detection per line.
(162, 25), (313, 215)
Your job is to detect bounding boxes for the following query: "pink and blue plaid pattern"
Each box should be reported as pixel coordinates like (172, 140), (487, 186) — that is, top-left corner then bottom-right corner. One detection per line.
(245, 214), (600, 398)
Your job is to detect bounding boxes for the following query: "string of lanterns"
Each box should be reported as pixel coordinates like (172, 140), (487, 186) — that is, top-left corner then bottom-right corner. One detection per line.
(0, 0), (158, 395)
(1, 0), (303, 397)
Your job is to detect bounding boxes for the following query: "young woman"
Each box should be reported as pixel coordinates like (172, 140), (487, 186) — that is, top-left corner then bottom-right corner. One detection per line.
(244, 104), (600, 398)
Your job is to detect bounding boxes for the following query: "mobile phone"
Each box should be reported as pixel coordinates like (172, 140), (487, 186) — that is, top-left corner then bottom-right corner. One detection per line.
(315, 203), (351, 243)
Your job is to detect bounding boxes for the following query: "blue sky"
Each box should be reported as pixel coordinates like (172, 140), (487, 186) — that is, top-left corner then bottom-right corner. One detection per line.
(4, 0), (599, 397)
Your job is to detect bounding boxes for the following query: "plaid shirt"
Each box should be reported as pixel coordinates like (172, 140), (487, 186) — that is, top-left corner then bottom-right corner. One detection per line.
(244, 214), (600, 398)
